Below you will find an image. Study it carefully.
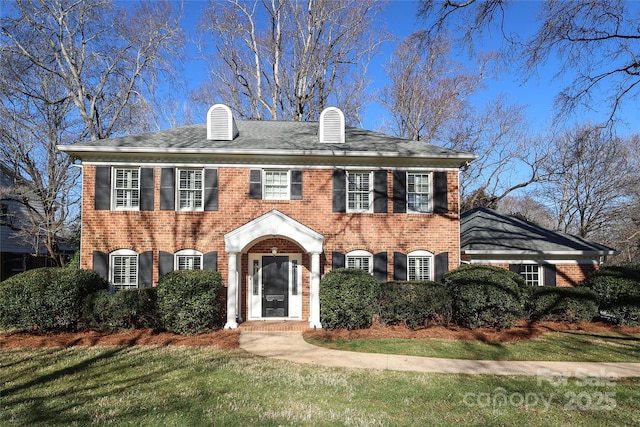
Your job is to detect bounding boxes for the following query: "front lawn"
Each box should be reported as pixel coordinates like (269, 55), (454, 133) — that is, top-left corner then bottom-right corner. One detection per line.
(1, 346), (639, 426)
(305, 330), (640, 362)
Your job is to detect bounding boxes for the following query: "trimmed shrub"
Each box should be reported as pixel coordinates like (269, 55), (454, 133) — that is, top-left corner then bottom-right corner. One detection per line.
(585, 263), (640, 326)
(0, 268), (105, 332)
(156, 270), (223, 334)
(378, 281), (451, 328)
(320, 268), (380, 330)
(82, 288), (160, 331)
(527, 286), (599, 323)
(444, 265), (526, 329)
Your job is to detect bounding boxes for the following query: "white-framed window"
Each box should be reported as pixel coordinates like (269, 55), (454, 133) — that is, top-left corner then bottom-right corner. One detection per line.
(347, 171), (372, 213)
(346, 250), (373, 273)
(408, 250), (434, 281)
(110, 249), (138, 290)
(177, 168), (204, 211)
(521, 264), (543, 286)
(175, 249), (203, 270)
(263, 170), (290, 200)
(113, 168), (140, 210)
(407, 172), (431, 213)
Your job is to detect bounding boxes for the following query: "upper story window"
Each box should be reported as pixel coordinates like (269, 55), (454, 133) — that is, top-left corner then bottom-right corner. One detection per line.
(346, 250), (373, 274)
(110, 249), (138, 290)
(407, 250), (434, 281)
(407, 173), (431, 213)
(113, 168), (140, 210)
(175, 249), (203, 270)
(263, 170), (290, 200)
(178, 169), (204, 211)
(347, 171), (372, 213)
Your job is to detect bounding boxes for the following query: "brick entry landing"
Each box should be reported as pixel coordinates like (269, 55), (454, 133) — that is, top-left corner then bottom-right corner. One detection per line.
(238, 320), (312, 331)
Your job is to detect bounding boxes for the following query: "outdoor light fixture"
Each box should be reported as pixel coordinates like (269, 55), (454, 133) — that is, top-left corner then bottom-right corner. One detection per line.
(271, 247), (278, 256)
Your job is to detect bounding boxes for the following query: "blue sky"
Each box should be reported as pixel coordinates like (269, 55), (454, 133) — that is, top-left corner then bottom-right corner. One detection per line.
(178, 0), (639, 136)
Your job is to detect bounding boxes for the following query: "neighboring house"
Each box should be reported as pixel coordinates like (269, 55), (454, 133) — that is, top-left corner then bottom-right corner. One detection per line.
(460, 207), (618, 287)
(0, 163), (74, 280)
(58, 104), (476, 328)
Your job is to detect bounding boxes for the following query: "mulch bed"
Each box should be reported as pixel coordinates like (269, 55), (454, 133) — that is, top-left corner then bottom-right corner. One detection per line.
(2, 321), (639, 349)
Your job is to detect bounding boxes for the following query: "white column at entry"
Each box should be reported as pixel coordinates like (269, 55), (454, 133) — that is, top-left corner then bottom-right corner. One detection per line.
(308, 252), (322, 329)
(225, 252), (239, 329)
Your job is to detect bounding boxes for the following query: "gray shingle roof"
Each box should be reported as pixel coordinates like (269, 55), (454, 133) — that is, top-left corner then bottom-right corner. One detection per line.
(461, 207), (617, 255)
(59, 121), (476, 168)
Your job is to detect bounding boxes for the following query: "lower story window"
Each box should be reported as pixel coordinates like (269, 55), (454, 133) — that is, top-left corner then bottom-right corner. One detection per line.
(346, 250), (373, 274)
(175, 249), (203, 270)
(521, 264), (542, 286)
(408, 251), (433, 281)
(111, 250), (138, 290)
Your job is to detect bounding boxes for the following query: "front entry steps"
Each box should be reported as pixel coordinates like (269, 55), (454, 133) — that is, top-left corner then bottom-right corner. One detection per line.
(238, 320), (311, 331)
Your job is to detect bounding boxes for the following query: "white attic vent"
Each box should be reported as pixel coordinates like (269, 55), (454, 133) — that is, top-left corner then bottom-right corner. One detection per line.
(207, 104), (239, 141)
(319, 107), (345, 143)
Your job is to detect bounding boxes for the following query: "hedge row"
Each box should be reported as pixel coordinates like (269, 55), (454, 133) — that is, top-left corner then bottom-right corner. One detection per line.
(321, 265), (606, 330)
(585, 263), (640, 326)
(0, 268), (223, 334)
(0, 268), (105, 332)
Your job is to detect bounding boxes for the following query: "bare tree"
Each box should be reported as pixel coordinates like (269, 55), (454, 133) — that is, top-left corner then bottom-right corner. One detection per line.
(194, 0), (389, 123)
(0, 0), (185, 265)
(418, 0), (640, 129)
(381, 31), (493, 141)
(540, 125), (638, 239)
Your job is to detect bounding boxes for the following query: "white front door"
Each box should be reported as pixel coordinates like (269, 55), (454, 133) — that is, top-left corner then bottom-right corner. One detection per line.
(248, 253), (302, 320)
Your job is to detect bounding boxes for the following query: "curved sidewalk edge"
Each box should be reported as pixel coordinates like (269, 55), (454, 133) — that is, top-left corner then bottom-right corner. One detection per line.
(239, 331), (640, 377)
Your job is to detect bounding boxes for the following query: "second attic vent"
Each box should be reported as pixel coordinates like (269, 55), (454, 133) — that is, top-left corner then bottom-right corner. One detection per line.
(319, 107), (345, 143)
(207, 104), (239, 141)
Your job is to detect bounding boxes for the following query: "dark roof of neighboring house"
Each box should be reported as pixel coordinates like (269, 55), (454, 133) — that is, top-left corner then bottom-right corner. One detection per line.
(58, 121), (476, 168)
(460, 207), (617, 256)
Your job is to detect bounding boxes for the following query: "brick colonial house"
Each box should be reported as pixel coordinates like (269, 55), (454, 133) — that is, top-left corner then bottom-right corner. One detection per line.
(461, 207), (617, 287)
(59, 104), (476, 328)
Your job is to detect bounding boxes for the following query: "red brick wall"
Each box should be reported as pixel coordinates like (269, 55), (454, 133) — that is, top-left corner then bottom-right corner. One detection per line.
(81, 166), (461, 294)
(466, 262), (599, 287)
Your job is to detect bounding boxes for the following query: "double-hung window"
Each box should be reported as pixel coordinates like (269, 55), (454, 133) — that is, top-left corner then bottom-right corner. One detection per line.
(110, 249), (138, 290)
(407, 172), (431, 213)
(407, 250), (434, 281)
(263, 170), (289, 200)
(521, 264), (543, 286)
(175, 249), (203, 270)
(346, 250), (373, 273)
(113, 168), (140, 210)
(178, 169), (203, 211)
(347, 171), (372, 212)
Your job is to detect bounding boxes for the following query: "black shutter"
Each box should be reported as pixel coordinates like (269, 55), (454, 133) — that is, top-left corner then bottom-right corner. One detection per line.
(373, 170), (388, 213)
(393, 170), (406, 213)
(204, 168), (219, 211)
(509, 264), (522, 274)
(140, 168), (155, 211)
(291, 170), (303, 200)
(204, 251), (218, 271)
(332, 251), (345, 270)
(160, 168), (175, 210)
(394, 252), (407, 281)
(159, 251), (174, 277)
(93, 251), (108, 281)
(94, 167), (111, 210)
(374, 252), (388, 282)
(435, 252), (449, 283)
(138, 251), (153, 288)
(433, 171), (448, 214)
(249, 169), (262, 199)
(544, 264), (557, 287)
(332, 169), (346, 213)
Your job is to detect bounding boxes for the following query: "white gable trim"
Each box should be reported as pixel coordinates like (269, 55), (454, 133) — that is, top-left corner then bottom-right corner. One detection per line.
(224, 209), (323, 254)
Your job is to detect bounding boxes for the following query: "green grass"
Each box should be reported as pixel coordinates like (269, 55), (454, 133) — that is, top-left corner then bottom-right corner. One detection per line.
(306, 331), (640, 362)
(1, 346), (640, 426)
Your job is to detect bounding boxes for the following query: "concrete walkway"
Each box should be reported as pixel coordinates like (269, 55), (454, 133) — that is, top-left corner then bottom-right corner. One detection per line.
(240, 331), (640, 378)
